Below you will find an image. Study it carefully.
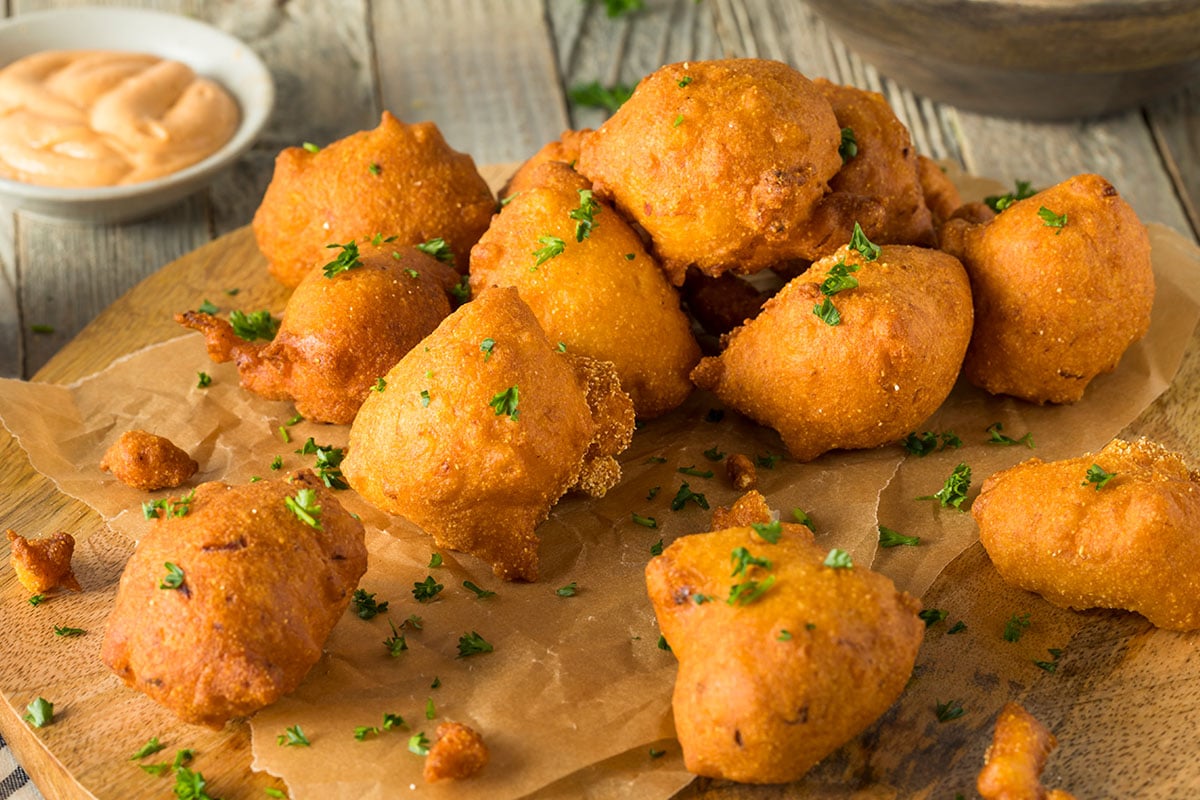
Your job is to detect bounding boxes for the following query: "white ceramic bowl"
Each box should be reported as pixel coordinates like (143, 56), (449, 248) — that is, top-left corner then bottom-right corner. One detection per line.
(0, 6), (274, 222)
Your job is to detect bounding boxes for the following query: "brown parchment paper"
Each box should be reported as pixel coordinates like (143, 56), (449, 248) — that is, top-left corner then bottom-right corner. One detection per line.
(0, 197), (1198, 797)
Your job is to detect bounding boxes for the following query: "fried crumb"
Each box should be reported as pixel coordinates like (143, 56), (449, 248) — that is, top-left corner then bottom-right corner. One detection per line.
(977, 702), (1076, 800)
(711, 490), (772, 529)
(726, 453), (757, 492)
(100, 430), (198, 491)
(423, 721), (489, 782)
(7, 530), (82, 594)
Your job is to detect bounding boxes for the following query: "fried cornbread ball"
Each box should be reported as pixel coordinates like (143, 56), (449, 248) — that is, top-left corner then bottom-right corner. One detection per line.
(576, 58), (843, 285)
(253, 111), (495, 287)
(423, 721), (489, 782)
(940, 173), (1154, 404)
(99, 429), (198, 490)
(7, 530), (82, 594)
(681, 272), (767, 337)
(915, 154), (963, 228)
(469, 161), (700, 418)
(177, 245), (458, 424)
(101, 471), (367, 728)
(499, 128), (592, 197)
(646, 523), (923, 783)
(814, 79), (935, 248)
(342, 287), (634, 581)
(973, 438), (1200, 631)
(978, 703), (1077, 800)
(710, 489), (772, 529)
(691, 242), (973, 462)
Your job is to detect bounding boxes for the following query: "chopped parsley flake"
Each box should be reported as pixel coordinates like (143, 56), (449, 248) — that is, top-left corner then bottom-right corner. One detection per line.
(302, 142), (320, 153)
(568, 80), (635, 113)
(730, 546), (771, 576)
(384, 620), (407, 657)
(813, 296), (842, 326)
(848, 222), (881, 261)
(823, 548), (854, 569)
(702, 446), (725, 461)
(985, 422), (1034, 448)
(129, 737), (165, 760)
(428, 552), (443, 568)
(670, 482), (709, 511)
(159, 562), (185, 591)
(368, 162), (381, 175)
(416, 237), (456, 267)
(935, 699), (965, 723)
(791, 508), (815, 531)
(839, 127), (858, 162)
(632, 512), (658, 528)
(53, 625), (86, 637)
(984, 180), (1036, 212)
(322, 239), (363, 278)
(820, 259), (860, 296)
(23, 697), (53, 728)
(903, 430), (962, 456)
(657, 634), (671, 651)
(677, 465), (714, 478)
(918, 608), (948, 627)
(229, 309), (279, 342)
(413, 576), (445, 602)
(456, 631), (494, 658)
(947, 620), (968, 635)
(751, 520), (782, 543)
(569, 189), (601, 242)
(489, 385), (520, 419)
(878, 525), (920, 548)
(480, 337), (496, 360)
(463, 580), (496, 599)
(533, 235), (566, 266)
(196, 372), (211, 388)
(1034, 648), (1064, 673)
(727, 574), (776, 605)
(672, 113), (684, 128)
(372, 377), (387, 392)
(556, 581), (578, 597)
(678, 75), (693, 88)
(1038, 206), (1068, 233)
(917, 463), (972, 509)
(1083, 464), (1116, 490)
(198, 299), (219, 315)
(650, 539), (664, 556)
(285, 488), (322, 529)
(1003, 613), (1032, 642)
(27, 594), (44, 607)
(408, 732), (431, 756)
(351, 589), (389, 620)
(277, 724), (310, 747)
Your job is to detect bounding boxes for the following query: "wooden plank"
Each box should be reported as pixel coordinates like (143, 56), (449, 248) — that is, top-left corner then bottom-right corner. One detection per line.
(1147, 86), (1200, 240)
(373, 0), (568, 165)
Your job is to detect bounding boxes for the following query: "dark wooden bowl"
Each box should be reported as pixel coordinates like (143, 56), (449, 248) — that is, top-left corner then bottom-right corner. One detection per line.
(801, 0), (1200, 119)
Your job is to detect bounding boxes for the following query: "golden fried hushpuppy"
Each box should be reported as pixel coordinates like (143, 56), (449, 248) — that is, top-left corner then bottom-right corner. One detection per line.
(576, 58), (844, 285)
(177, 244), (458, 424)
(253, 111), (495, 287)
(978, 703), (1077, 800)
(973, 438), (1200, 631)
(681, 272), (767, 337)
(710, 489), (772, 529)
(646, 523), (923, 783)
(101, 471), (367, 728)
(100, 429), (198, 490)
(500, 128), (592, 197)
(7, 530), (82, 594)
(342, 287), (634, 581)
(915, 154), (963, 229)
(691, 241), (973, 462)
(469, 161), (700, 418)
(815, 79), (935, 249)
(940, 173), (1154, 404)
(423, 721), (489, 783)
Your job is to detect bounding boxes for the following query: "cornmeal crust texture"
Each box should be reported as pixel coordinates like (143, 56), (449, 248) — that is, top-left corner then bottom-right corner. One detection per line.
(99, 429), (198, 491)
(972, 438), (1200, 630)
(101, 472), (367, 728)
(7, 530), (82, 594)
(691, 243), (973, 462)
(177, 245), (458, 424)
(940, 173), (1154, 404)
(470, 161), (700, 418)
(500, 128), (592, 197)
(977, 703), (1077, 800)
(646, 523), (923, 783)
(252, 111), (495, 287)
(342, 287), (634, 581)
(576, 58), (843, 284)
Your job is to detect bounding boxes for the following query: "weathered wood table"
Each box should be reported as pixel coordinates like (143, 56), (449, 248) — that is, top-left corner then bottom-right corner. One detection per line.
(1, 1), (1198, 798)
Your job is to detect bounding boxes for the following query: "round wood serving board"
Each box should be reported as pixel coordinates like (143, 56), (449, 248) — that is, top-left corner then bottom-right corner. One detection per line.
(3, 210), (1200, 798)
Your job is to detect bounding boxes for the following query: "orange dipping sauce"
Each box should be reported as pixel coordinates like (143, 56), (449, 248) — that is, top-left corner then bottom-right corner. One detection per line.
(0, 50), (239, 188)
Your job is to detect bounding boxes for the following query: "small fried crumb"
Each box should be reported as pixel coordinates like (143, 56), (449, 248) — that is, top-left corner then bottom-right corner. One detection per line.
(100, 430), (198, 491)
(726, 453), (757, 492)
(977, 702), (1077, 800)
(7, 530), (82, 594)
(711, 490), (772, 530)
(423, 721), (489, 783)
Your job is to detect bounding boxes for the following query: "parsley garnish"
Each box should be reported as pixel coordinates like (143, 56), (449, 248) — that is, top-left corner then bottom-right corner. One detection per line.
(650, 539), (664, 556)
(751, 520), (782, 543)
(322, 239), (363, 278)
(302, 141), (320, 153)
(384, 712), (406, 729)
(425, 698), (436, 720)
(420, 389), (431, 407)
(450, 275), (471, 305)
(644, 455), (667, 464)
(839, 127), (858, 162)
(408, 732), (431, 756)
(173, 765), (216, 800)
(813, 296), (841, 326)
(480, 337), (496, 360)
(984, 180), (1036, 212)
(569, 189), (601, 242)
(1003, 613), (1032, 642)
(903, 430), (962, 456)
(417, 237), (455, 267)
(650, 746), (666, 759)
(985, 422), (1034, 448)
(197, 299), (219, 315)
(463, 580), (495, 599)
(1038, 206), (1067, 233)
(727, 575), (776, 605)
(568, 80), (635, 113)
(778, 630), (793, 641)
(428, 552), (443, 568)
(489, 385), (520, 419)
(935, 699), (965, 722)
(824, 548), (854, 569)
(948, 620), (968, 634)
(270, 456), (283, 471)
(285, 488), (322, 529)
(229, 309), (279, 342)
(848, 222), (881, 261)
(702, 446), (725, 461)
(918, 463), (972, 509)
(678, 75), (693, 88)
(351, 589), (389, 620)
(878, 525), (920, 548)
(730, 547), (771, 576)
(277, 724), (311, 747)
(159, 562), (185, 591)
(30, 323), (54, 334)
(632, 512), (658, 528)
(677, 465), (714, 478)
(670, 482), (709, 511)
(23, 697), (53, 727)
(371, 377), (387, 392)
(819, 259), (860, 296)
(533, 235), (566, 266)
(28, 594), (45, 607)
(1083, 464), (1115, 490)
(657, 635), (671, 651)
(598, 0), (644, 18)
(918, 608), (948, 627)
(646, 486), (660, 500)
(672, 113), (684, 128)
(413, 576), (445, 602)
(1034, 648), (1064, 673)
(130, 737), (166, 760)
(354, 725), (379, 741)
(384, 620), (408, 657)
(142, 490), (196, 520)
(53, 625), (86, 637)
(368, 162), (381, 175)
(791, 508), (815, 531)
(456, 631), (494, 657)
(556, 581), (578, 597)
(196, 372), (211, 388)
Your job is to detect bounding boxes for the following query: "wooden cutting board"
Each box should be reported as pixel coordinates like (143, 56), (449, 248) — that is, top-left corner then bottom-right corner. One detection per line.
(4, 206), (1200, 798)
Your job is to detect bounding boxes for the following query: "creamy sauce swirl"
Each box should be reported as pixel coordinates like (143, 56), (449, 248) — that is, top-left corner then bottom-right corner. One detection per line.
(0, 50), (240, 187)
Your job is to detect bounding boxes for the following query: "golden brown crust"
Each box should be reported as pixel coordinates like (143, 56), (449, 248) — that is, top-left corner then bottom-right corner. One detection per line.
(177, 245), (457, 424)
(942, 173), (1154, 404)
(99, 429), (198, 491)
(681, 272), (767, 337)
(342, 287), (634, 581)
(577, 59), (843, 284)
(710, 489), (770, 529)
(978, 702), (1077, 800)
(500, 128), (592, 198)
(646, 523), (923, 783)
(423, 721), (489, 782)
(691, 243), (973, 462)
(100, 471), (367, 728)
(253, 111), (495, 287)
(469, 160), (700, 418)
(7, 530), (82, 594)
(916, 154), (964, 228)
(973, 437), (1200, 630)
